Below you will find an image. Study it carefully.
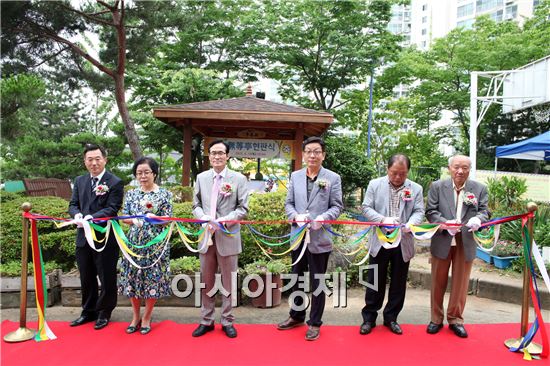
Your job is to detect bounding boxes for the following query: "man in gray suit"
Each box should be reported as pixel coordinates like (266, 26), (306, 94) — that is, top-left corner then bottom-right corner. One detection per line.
(277, 136), (343, 341)
(191, 140), (249, 338)
(426, 155), (490, 338)
(359, 154), (424, 336)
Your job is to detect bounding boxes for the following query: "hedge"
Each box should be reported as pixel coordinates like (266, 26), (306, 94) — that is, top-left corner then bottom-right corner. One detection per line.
(0, 195), (77, 271)
(0, 190), (330, 271)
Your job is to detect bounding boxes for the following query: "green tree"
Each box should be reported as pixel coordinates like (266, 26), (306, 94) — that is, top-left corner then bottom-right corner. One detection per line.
(129, 68), (244, 182)
(376, 8), (550, 154)
(158, 0), (265, 82)
(261, 0), (401, 111)
(323, 134), (376, 203)
(1, 0), (177, 159)
(0, 73), (46, 141)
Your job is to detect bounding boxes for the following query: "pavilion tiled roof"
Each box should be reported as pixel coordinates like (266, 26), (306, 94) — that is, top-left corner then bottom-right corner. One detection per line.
(156, 96), (329, 115)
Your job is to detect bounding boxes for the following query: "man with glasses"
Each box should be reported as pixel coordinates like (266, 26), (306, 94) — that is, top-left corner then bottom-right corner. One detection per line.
(191, 140), (249, 338)
(68, 144), (124, 330)
(277, 136), (343, 341)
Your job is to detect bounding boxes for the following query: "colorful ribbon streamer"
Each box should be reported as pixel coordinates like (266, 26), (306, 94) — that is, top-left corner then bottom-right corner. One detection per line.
(29, 219), (56, 342)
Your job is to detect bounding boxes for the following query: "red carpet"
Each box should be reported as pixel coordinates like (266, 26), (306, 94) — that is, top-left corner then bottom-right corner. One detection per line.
(1, 320), (546, 365)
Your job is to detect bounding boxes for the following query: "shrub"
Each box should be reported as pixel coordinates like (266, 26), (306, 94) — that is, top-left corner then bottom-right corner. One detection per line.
(244, 259), (288, 275)
(487, 176), (527, 212)
(0, 196), (76, 270)
(170, 186), (194, 203)
(0, 260), (60, 277)
(498, 203), (550, 249)
(239, 191), (289, 267)
(491, 240), (522, 257)
(170, 256), (200, 275)
(0, 191), (24, 204)
(170, 201), (197, 258)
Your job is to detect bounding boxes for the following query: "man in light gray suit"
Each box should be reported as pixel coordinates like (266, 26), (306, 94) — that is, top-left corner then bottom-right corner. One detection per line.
(426, 155), (490, 338)
(277, 136), (343, 341)
(359, 154), (424, 336)
(191, 140), (249, 338)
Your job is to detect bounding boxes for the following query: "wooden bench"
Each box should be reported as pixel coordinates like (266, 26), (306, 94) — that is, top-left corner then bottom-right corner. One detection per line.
(23, 178), (73, 200)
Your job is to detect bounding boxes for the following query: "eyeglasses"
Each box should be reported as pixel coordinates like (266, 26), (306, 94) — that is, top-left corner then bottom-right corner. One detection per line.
(210, 151), (227, 157)
(304, 150), (323, 156)
(136, 170), (153, 176)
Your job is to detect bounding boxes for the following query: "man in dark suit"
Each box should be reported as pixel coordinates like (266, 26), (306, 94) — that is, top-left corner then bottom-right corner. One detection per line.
(359, 154), (424, 336)
(426, 155), (490, 338)
(277, 136), (343, 341)
(68, 144), (123, 330)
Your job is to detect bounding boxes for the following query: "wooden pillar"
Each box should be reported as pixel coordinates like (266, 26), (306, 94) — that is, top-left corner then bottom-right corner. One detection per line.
(293, 123), (304, 171)
(182, 122), (192, 186)
(203, 155), (210, 171)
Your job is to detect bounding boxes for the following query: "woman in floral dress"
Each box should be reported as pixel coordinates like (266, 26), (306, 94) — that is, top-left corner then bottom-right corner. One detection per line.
(119, 157), (173, 335)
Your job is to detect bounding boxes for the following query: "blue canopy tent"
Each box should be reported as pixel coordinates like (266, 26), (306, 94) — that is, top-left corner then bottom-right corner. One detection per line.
(494, 131), (550, 171)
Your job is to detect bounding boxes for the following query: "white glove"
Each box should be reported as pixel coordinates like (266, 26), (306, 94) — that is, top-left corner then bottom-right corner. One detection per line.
(466, 217), (481, 232)
(310, 215), (324, 231)
(208, 220), (220, 232)
(402, 223), (412, 233)
(74, 213), (83, 228)
(145, 213), (155, 218)
(132, 218), (144, 228)
(83, 215), (93, 222)
(381, 217), (399, 226)
(445, 219), (459, 236)
(294, 214), (310, 227)
(200, 215), (212, 229)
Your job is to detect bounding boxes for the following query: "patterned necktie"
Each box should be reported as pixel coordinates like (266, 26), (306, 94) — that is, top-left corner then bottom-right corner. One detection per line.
(91, 177), (99, 192)
(210, 174), (221, 218)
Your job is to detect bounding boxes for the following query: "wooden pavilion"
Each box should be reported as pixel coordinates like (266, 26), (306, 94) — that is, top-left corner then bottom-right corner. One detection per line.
(153, 88), (334, 186)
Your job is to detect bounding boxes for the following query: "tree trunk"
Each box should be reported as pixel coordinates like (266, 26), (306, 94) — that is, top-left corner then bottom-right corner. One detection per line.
(114, 73), (142, 159)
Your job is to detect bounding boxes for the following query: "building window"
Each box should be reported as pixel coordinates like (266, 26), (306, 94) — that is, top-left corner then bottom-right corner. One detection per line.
(457, 18), (475, 28)
(491, 9), (503, 21)
(421, 28), (427, 35)
(505, 4), (518, 19)
(422, 4), (427, 11)
(422, 16), (428, 23)
(421, 40), (427, 47)
(476, 0), (504, 13)
(457, 3), (474, 18)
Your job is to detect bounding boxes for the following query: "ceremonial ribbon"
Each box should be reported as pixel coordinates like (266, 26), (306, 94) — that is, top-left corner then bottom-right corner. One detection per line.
(29, 219), (56, 342)
(509, 215), (548, 359)
(473, 225), (500, 251)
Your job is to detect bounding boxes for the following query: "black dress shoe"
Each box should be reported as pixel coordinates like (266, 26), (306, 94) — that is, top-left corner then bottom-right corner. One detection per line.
(384, 321), (403, 335)
(222, 324), (237, 338)
(70, 315), (96, 327)
(449, 324), (468, 338)
(277, 317), (305, 330)
(192, 324), (215, 337)
(359, 321), (375, 335)
(94, 318), (109, 330)
(426, 322), (443, 334)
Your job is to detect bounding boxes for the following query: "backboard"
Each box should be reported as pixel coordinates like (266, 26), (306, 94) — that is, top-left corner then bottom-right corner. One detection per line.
(502, 56), (550, 114)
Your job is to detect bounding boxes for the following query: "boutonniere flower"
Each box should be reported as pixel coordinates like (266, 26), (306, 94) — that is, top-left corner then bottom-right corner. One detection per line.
(316, 179), (329, 190)
(141, 199), (156, 212)
(401, 188), (413, 201)
(94, 183), (109, 196)
(220, 182), (233, 197)
(463, 192), (477, 206)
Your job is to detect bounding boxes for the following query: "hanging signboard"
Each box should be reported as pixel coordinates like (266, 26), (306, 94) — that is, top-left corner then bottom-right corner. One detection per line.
(205, 137), (295, 159)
